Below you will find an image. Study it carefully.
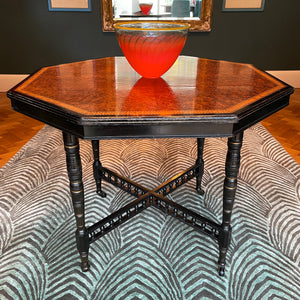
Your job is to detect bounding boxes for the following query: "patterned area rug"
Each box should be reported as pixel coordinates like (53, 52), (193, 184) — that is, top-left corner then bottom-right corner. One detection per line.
(0, 124), (299, 300)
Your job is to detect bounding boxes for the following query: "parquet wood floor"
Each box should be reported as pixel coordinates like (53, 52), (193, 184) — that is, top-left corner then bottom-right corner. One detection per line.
(0, 90), (299, 168)
(0, 93), (44, 167)
(261, 88), (300, 164)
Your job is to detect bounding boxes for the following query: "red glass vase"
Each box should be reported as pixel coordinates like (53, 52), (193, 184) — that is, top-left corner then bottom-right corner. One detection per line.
(115, 22), (190, 78)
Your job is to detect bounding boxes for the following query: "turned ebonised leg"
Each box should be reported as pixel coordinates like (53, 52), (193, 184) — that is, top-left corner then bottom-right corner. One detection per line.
(63, 132), (90, 272)
(218, 132), (243, 276)
(195, 138), (205, 195)
(92, 140), (107, 197)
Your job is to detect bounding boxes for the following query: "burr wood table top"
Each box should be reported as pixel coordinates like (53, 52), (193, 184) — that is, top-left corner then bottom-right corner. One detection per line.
(7, 56), (293, 139)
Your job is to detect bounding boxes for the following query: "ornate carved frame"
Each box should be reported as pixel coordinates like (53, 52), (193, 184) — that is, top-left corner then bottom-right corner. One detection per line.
(101, 0), (213, 32)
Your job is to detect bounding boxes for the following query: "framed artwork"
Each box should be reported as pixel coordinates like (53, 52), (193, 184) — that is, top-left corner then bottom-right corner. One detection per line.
(48, 0), (92, 11)
(223, 0), (265, 11)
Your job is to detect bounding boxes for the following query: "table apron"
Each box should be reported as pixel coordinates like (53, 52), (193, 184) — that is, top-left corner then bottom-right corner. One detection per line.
(82, 122), (236, 139)
(11, 98), (237, 139)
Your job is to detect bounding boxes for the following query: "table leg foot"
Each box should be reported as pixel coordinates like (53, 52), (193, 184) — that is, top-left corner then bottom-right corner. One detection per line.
(75, 228), (90, 271)
(97, 190), (107, 197)
(195, 138), (205, 195)
(218, 265), (225, 277)
(92, 140), (106, 198)
(217, 226), (231, 277)
(78, 249), (90, 272)
(79, 251), (90, 272)
(81, 262), (90, 272)
(196, 187), (205, 196)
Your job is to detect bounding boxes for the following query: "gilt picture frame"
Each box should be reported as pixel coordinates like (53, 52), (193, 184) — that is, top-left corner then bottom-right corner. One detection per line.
(101, 0), (213, 32)
(223, 0), (265, 11)
(48, 0), (92, 12)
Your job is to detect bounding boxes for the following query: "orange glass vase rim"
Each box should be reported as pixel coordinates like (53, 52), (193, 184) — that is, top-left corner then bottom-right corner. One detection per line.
(114, 21), (190, 31)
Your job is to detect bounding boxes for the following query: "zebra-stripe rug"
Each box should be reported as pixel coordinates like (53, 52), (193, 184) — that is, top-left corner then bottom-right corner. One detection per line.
(0, 124), (299, 300)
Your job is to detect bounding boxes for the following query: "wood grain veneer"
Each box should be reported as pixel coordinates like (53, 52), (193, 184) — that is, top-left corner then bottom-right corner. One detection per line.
(12, 56), (287, 117)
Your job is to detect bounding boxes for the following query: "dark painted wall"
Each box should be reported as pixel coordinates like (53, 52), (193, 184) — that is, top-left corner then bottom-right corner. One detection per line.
(1, 0), (299, 74)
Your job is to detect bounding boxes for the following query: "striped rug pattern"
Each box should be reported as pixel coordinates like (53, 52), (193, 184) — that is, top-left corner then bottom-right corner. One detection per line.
(0, 124), (299, 299)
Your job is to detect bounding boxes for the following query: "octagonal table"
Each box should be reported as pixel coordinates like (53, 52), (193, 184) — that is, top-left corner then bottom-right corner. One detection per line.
(7, 56), (294, 276)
